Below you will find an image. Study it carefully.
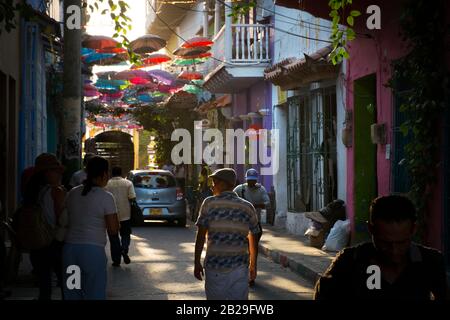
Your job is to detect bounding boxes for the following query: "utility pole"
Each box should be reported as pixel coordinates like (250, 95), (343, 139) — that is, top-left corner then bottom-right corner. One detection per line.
(203, 1), (209, 38)
(62, 0), (82, 183)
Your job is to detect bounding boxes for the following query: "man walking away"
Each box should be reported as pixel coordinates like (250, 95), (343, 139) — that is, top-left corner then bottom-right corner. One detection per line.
(68, 153), (95, 189)
(233, 168), (270, 287)
(314, 195), (448, 300)
(105, 166), (136, 266)
(194, 168), (260, 300)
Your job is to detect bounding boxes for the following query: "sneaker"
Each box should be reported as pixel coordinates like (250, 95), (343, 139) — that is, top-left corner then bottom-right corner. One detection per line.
(112, 262), (121, 267)
(122, 253), (131, 264)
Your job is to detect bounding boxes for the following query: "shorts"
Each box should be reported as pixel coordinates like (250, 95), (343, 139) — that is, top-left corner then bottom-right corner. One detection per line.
(205, 265), (249, 300)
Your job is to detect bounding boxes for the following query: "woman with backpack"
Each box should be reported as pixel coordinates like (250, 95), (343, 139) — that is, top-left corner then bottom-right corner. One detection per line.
(63, 156), (120, 300)
(21, 153), (67, 300)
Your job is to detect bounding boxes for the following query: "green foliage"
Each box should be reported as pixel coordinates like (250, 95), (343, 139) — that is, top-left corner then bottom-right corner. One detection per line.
(133, 105), (199, 165)
(85, 0), (139, 64)
(328, 0), (360, 65)
(388, 0), (448, 237)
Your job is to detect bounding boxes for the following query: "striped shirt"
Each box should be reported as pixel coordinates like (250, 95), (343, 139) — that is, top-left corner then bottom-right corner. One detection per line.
(196, 191), (260, 272)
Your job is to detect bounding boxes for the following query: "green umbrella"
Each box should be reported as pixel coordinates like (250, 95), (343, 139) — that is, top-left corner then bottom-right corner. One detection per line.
(172, 57), (208, 66)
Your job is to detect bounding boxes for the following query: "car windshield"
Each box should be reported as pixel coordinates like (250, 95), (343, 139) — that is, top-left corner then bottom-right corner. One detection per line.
(132, 173), (176, 189)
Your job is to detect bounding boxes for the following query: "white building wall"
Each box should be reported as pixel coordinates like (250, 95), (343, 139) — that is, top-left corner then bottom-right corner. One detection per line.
(270, 5), (347, 233)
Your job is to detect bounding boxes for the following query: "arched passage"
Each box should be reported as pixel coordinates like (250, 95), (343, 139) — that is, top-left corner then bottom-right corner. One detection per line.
(92, 131), (135, 175)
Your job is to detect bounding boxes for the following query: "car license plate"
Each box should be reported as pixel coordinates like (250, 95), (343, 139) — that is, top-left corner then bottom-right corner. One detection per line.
(150, 208), (162, 215)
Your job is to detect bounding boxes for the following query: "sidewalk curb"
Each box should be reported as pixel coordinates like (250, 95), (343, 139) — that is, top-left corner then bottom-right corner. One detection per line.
(259, 243), (322, 285)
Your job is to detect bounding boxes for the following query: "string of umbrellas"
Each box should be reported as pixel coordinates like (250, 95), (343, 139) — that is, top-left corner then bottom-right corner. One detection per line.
(81, 34), (214, 129)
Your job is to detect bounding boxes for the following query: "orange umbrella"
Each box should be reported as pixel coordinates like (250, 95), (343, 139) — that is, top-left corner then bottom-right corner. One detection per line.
(131, 53), (171, 69)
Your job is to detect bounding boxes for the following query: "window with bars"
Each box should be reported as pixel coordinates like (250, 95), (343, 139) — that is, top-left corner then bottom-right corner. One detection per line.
(286, 88), (338, 212)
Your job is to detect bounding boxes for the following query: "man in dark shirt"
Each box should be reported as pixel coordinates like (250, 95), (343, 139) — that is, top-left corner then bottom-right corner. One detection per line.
(314, 195), (448, 300)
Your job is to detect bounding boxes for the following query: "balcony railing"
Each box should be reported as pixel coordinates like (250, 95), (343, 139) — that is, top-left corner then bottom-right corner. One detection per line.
(206, 23), (271, 75)
(229, 23), (270, 63)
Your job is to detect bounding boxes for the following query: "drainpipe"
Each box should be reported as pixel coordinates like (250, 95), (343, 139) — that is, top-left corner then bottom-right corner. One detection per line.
(203, 1), (209, 38)
(62, 0), (82, 183)
(214, 1), (221, 36)
(224, 1), (232, 62)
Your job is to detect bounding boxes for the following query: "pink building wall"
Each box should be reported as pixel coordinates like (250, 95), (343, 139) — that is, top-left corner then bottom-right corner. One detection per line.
(345, 0), (446, 249)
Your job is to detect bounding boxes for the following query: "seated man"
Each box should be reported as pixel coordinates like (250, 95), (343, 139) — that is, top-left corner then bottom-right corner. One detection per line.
(314, 195), (448, 300)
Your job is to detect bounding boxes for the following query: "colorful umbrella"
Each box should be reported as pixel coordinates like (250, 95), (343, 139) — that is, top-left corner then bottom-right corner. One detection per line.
(130, 77), (151, 85)
(96, 47), (127, 54)
(172, 57), (208, 66)
(95, 79), (130, 90)
(142, 53), (171, 65)
(130, 34), (166, 54)
(82, 35), (118, 50)
(179, 52), (212, 60)
(137, 93), (156, 103)
(180, 84), (202, 95)
(178, 71), (204, 80)
(182, 37), (214, 48)
(113, 69), (151, 81)
(147, 70), (175, 85)
(82, 53), (115, 64)
(173, 46), (211, 57)
(96, 71), (117, 80)
(81, 47), (95, 56)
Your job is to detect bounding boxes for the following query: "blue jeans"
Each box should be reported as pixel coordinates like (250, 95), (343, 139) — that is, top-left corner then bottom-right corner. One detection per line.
(108, 219), (132, 264)
(62, 243), (107, 300)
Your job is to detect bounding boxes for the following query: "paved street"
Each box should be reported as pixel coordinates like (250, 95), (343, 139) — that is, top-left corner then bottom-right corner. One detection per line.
(106, 221), (314, 300)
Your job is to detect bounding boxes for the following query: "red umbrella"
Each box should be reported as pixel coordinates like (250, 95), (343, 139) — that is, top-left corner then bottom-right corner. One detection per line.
(82, 35), (118, 50)
(131, 53), (171, 69)
(130, 34), (167, 54)
(96, 47), (127, 54)
(178, 71), (204, 80)
(182, 37), (214, 48)
(173, 46), (211, 57)
(130, 77), (150, 85)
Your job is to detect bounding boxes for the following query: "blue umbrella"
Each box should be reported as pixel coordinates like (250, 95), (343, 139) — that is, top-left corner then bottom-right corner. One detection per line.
(83, 53), (115, 64)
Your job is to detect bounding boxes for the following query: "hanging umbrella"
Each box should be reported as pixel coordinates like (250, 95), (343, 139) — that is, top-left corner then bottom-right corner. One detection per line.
(172, 57), (208, 66)
(96, 71), (117, 80)
(180, 84), (202, 95)
(179, 52), (212, 60)
(178, 71), (204, 80)
(82, 35), (118, 50)
(113, 69), (151, 81)
(137, 93), (156, 103)
(82, 53), (115, 64)
(130, 34), (166, 54)
(131, 53), (172, 69)
(96, 47), (127, 54)
(173, 46), (211, 57)
(81, 47), (95, 56)
(182, 37), (214, 48)
(147, 70), (175, 85)
(130, 77), (151, 85)
(95, 79), (130, 90)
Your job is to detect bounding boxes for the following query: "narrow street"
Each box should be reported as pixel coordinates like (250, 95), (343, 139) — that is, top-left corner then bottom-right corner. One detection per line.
(106, 222), (314, 300)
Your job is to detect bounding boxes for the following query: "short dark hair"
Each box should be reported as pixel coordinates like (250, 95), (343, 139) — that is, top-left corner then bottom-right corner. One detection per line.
(83, 153), (95, 166)
(369, 195), (417, 224)
(112, 166), (122, 177)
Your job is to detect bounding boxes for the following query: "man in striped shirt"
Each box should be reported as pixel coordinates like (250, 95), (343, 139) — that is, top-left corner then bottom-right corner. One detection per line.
(194, 168), (260, 300)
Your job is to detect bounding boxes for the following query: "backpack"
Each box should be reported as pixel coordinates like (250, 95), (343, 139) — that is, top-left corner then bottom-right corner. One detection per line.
(14, 190), (55, 250)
